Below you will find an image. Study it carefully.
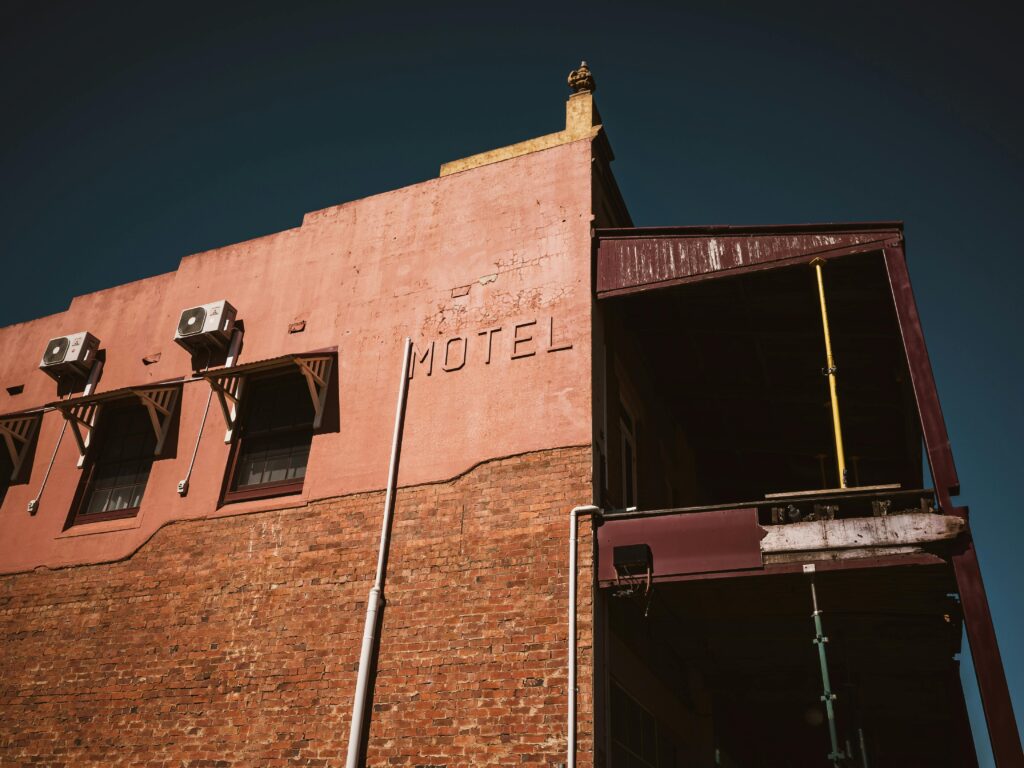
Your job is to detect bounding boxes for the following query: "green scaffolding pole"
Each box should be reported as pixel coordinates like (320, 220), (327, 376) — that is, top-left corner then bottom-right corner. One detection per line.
(809, 571), (847, 765)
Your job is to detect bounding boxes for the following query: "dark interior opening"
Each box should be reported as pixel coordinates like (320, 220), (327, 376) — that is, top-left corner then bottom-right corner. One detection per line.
(602, 252), (924, 510)
(605, 566), (971, 767)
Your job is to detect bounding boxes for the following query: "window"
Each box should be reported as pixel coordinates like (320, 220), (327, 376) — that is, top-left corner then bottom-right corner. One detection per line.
(224, 371), (315, 502)
(620, 404), (638, 509)
(74, 401), (156, 524)
(610, 681), (677, 768)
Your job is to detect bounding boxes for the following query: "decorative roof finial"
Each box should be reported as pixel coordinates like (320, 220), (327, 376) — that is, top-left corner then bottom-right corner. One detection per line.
(567, 61), (595, 94)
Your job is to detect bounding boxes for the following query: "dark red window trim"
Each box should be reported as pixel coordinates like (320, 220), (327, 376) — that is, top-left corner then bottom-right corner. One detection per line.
(68, 399), (155, 527)
(221, 368), (314, 505)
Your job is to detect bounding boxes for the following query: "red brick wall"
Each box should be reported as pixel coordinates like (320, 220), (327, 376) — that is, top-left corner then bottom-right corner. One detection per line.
(0, 446), (594, 768)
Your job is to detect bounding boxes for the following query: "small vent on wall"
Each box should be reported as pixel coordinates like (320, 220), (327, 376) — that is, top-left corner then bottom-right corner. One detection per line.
(5, 385), (24, 396)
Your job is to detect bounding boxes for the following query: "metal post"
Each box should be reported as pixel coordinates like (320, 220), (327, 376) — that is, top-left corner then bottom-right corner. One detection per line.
(811, 258), (848, 488)
(953, 537), (1023, 767)
(344, 337), (413, 768)
(809, 571), (846, 765)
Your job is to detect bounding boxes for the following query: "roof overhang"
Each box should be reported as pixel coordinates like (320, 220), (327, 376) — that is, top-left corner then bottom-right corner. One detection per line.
(595, 221), (904, 299)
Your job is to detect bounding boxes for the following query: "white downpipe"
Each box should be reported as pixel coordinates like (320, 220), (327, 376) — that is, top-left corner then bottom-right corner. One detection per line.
(568, 504), (599, 768)
(345, 337), (413, 768)
(27, 362), (104, 515)
(178, 329), (242, 496)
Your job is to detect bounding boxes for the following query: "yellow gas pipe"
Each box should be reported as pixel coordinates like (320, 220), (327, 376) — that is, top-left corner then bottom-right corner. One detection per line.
(811, 258), (848, 489)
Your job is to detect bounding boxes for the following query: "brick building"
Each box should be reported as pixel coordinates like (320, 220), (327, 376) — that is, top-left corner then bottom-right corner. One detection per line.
(0, 65), (1020, 767)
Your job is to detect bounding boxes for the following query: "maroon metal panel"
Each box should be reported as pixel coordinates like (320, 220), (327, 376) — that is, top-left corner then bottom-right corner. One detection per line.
(597, 508), (764, 585)
(882, 246), (960, 509)
(952, 535), (1023, 767)
(595, 222), (902, 298)
(643, 551), (945, 585)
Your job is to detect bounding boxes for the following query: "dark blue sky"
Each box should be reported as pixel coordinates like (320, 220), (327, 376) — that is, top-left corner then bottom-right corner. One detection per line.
(2, 1), (1020, 760)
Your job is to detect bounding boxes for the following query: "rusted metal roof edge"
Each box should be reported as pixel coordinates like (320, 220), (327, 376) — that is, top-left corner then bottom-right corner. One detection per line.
(200, 346), (339, 380)
(595, 220), (903, 240)
(45, 377), (186, 411)
(595, 240), (893, 299)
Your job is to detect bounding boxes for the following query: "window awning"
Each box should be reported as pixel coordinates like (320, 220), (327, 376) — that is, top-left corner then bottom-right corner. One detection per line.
(0, 410), (42, 481)
(48, 381), (182, 466)
(200, 349), (336, 442)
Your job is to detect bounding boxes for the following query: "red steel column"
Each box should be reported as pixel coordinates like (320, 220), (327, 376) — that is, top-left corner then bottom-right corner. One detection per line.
(953, 536), (1023, 767)
(884, 245), (1021, 765)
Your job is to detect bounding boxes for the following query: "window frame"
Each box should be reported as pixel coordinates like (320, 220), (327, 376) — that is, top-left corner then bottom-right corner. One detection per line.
(221, 368), (317, 504)
(69, 398), (158, 526)
(609, 679), (678, 768)
(620, 400), (638, 510)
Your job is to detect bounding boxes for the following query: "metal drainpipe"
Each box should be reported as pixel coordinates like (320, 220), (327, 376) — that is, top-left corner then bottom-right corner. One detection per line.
(568, 504), (600, 768)
(808, 570), (846, 766)
(345, 337), (412, 768)
(178, 330), (242, 496)
(27, 361), (104, 515)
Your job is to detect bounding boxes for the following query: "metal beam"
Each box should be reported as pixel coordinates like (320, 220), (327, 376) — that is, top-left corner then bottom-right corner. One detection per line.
(952, 535), (1023, 767)
(882, 246), (960, 510)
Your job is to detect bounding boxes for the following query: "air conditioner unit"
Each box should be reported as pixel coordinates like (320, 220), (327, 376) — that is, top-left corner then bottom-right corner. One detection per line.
(174, 300), (237, 353)
(39, 332), (101, 381)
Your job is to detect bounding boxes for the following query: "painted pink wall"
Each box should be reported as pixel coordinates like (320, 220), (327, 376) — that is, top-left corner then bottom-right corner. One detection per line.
(0, 139), (595, 573)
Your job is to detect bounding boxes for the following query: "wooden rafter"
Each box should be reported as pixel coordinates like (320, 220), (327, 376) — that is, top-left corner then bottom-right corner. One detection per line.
(0, 413), (41, 481)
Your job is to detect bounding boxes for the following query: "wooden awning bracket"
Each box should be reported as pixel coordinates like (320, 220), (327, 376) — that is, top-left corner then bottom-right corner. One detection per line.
(208, 373), (245, 443)
(56, 401), (102, 468)
(207, 354), (333, 442)
(55, 385), (181, 466)
(294, 355), (333, 429)
(0, 413), (41, 481)
(132, 386), (180, 455)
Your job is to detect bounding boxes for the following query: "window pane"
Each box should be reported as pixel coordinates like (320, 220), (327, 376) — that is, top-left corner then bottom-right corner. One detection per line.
(129, 484), (145, 509)
(288, 449), (308, 479)
(109, 485), (132, 511)
(641, 710), (657, 762)
(86, 488), (111, 515)
(240, 455), (266, 487)
(265, 452), (289, 483)
(624, 438), (635, 508)
(627, 695), (643, 753)
(611, 683), (625, 741)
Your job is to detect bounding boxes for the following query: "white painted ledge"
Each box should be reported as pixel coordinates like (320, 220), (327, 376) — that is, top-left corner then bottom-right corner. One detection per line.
(760, 512), (964, 554)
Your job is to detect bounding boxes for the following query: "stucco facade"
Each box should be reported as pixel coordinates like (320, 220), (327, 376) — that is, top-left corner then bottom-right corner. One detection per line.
(0, 134), (596, 574)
